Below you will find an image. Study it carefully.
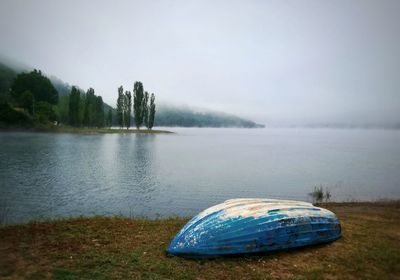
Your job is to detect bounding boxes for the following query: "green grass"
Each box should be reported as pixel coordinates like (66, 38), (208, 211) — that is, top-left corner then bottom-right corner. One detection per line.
(1, 202), (399, 279)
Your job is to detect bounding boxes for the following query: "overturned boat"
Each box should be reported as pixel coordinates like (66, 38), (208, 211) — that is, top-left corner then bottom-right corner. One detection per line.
(167, 198), (341, 257)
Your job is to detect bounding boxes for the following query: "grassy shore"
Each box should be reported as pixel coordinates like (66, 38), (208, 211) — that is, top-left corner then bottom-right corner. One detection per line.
(0, 125), (174, 134)
(1, 202), (399, 279)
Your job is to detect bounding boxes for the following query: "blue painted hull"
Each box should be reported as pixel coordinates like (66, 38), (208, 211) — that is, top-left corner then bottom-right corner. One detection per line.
(167, 199), (341, 257)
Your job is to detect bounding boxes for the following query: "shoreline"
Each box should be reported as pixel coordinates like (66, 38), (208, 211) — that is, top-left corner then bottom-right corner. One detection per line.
(1, 200), (398, 227)
(0, 126), (174, 134)
(1, 201), (399, 279)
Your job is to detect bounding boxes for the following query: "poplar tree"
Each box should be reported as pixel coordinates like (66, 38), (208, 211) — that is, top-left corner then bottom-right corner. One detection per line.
(148, 93), (156, 129)
(83, 89), (89, 126)
(107, 108), (112, 127)
(124, 91), (132, 129)
(95, 96), (104, 128)
(133, 81), (144, 129)
(82, 88), (104, 128)
(116, 86), (124, 128)
(142, 91), (149, 129)
(83, 88), (95, 127)
(68, 86), (80, 126)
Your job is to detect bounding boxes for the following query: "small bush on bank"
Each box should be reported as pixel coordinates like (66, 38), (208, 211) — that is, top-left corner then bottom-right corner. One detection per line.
(309, 185), (332, 203)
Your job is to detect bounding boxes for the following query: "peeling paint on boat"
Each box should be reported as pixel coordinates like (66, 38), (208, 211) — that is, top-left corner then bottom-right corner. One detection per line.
(167, 198), (341, 257)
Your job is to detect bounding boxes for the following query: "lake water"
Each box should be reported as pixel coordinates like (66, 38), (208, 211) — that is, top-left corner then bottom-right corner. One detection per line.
(0, 128), (399, 224)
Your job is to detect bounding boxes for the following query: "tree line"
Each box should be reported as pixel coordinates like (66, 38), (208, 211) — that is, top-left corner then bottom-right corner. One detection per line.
(1, 68), (158, 130)
(67, 86), (112, 128)
(116, 81), (156, 130)
(0, 69), (111, 127)
(7, 69), (59, 124)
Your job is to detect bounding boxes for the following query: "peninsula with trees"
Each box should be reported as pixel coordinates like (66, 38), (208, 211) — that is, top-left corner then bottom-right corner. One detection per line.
(0, 61), (264, 131)
(0, 66), (166, 134)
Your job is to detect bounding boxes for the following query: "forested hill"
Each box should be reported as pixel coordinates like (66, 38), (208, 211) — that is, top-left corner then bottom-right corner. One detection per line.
(0, 61), (263, 128)
(44, 76), (263, 128)
(0, 62), (17, 98)
(46, 75), (114, 122)
(155, 104), (263, 128)
(43, 77), (263, 128)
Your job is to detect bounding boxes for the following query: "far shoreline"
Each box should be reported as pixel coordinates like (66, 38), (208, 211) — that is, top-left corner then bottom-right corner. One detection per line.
(0, 125), (174, 134)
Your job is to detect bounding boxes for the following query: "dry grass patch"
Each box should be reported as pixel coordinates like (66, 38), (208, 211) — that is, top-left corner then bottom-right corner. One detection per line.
(1, 202), (399, 279)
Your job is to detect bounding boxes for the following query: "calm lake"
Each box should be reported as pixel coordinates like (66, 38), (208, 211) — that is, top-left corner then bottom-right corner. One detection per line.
(1, 128), (399, 224)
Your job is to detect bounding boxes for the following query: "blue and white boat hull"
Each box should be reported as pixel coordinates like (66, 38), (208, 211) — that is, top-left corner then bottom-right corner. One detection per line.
(167, 198), (341, 257)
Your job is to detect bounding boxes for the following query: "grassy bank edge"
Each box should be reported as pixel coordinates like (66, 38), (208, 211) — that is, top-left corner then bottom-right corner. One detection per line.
(1, 201), (398, 228)
(0, 201), (399, 279)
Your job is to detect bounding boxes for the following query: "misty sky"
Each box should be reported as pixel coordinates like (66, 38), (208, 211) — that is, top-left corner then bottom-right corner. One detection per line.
(0, 0), (399, 125)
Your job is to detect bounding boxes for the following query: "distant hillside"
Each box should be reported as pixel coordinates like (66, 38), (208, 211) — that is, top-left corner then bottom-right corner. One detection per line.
(0, 60), (263, 128)
(47, 75), (114, 114)
(0, 63), (113, 109)
(48, 75), (74, 97)
(155, 104), (264, 128)
(0, 63), (17, 98)
(46, 77), (263, 127)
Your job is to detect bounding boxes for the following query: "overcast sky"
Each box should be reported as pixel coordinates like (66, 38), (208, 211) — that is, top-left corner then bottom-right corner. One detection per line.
(0, 0), (399, 125)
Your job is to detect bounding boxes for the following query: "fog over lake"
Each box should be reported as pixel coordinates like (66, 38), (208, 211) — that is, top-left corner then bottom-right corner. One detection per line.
(1, 127), (399, 224)
(1, 0), (400, 126)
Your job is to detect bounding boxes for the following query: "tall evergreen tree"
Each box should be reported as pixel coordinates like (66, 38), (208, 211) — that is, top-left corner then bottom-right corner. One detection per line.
(116, 86), (124, 128)
(143, 91), (149, 129)
(79, 94), (85, 124)
(124, 91), (132, 129)
(68, 86), (80, 126)
(83, 88), (94, 126)
(83, 92), (89, 126)
(94, 96), (104, 128)
(148, 93), (156, 130)
(133, 81), (144, 129)
(107, 108), (112, 127)
(82, 88), (100, 127)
